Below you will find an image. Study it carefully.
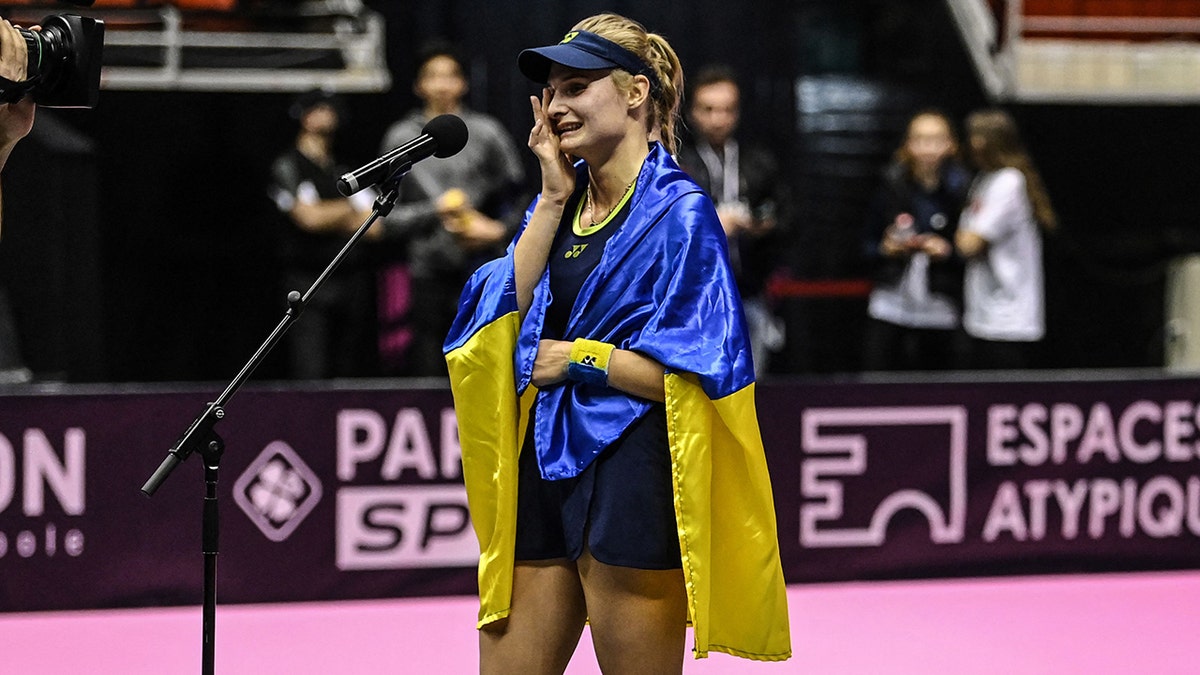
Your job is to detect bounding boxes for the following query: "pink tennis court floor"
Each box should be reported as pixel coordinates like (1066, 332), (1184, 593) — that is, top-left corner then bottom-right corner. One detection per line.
(4, 570), (1197, 673)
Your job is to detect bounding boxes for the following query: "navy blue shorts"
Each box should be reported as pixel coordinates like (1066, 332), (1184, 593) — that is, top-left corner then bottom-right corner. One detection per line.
(514, 403), (682, 570)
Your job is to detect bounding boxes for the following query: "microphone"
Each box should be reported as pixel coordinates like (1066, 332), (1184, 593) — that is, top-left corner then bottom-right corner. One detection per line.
(338, 114), (469, 196)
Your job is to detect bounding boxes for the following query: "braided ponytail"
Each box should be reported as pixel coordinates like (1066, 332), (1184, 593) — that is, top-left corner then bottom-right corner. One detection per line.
(573, 14), (684, 154)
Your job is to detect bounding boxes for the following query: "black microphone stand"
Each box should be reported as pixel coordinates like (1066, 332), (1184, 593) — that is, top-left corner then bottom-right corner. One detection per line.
(140, 162), (413, 675)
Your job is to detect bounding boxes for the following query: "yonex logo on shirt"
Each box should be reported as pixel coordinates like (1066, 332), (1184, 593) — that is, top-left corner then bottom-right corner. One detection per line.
(565, 244), (588, 259)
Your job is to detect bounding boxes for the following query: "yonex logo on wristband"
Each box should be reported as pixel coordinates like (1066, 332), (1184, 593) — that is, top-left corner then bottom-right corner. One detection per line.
(568, 338), (613, 387)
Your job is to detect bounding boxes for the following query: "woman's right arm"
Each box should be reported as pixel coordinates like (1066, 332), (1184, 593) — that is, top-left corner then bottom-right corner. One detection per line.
(955, 229), (988, 258)
(514, 89), (576, 318)
(956, 169), (1025, 259)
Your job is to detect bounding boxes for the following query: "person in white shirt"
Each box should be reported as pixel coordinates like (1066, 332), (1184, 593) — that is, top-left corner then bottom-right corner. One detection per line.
(955, 109), (1057, 369)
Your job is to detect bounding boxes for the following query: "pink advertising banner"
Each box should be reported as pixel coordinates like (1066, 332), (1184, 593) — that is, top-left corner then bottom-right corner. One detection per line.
(2, 375), (1198, 612)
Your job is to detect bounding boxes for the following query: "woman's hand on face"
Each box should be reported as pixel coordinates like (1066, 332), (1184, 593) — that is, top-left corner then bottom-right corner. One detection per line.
(528, 89), (575, 205)
(531, 339), (571, 388)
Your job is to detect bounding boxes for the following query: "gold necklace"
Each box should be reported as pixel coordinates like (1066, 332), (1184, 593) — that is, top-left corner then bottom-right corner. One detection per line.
(584, 179), (636, 229)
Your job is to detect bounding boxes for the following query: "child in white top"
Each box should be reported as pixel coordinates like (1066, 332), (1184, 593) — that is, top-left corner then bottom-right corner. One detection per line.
(956, 109), (1057, 368)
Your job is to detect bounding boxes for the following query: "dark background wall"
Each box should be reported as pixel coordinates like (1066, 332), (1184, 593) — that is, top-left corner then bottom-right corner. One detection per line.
(0, 0), (1195, 382)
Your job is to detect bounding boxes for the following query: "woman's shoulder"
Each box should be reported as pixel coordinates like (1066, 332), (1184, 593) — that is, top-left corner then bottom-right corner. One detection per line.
(973, 166), (1024, 197)
(991, 166), (1026, 188)
(650, 169), (711, 214)
(656, 183), (723, 243)
(635, 157), (717, 233)
(656, 147), (706, 195)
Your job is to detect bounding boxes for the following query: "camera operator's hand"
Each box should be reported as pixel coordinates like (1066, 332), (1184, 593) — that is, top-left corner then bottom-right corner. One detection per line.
(0, 19), (27, 82)
(0, 94), (34, 169)
(0, 20), (35, 171)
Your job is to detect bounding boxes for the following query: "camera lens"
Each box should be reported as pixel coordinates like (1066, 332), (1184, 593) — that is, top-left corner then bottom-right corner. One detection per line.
(21, 24), (64, 81)
(6, 15), (104, 108)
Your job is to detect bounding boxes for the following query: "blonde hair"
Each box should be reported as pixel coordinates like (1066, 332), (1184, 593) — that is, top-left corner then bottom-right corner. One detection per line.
(573, 13), (684, 154)
(894, 109), (960, 175)
(967, 108), (1058, 232)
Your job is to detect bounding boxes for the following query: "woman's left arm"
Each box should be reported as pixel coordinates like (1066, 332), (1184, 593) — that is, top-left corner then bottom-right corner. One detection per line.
(531, 339), (665, 402)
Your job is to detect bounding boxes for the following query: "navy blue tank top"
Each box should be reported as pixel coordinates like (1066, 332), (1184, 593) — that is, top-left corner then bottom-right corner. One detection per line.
(543, 186), (634, 339)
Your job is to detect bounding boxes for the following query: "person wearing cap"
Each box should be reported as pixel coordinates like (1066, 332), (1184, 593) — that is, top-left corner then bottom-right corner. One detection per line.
(267, 90), (377, 379)
(443, 13), (791, 672)
(375, 40), (525, 377)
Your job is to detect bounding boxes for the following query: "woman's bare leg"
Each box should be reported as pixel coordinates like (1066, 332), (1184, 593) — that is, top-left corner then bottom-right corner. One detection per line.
(479, 559), (588, 675)
(577, 548), (688, 674)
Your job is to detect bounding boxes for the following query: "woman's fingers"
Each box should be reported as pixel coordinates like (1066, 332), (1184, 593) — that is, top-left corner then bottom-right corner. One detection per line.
(529, 95), (541, 124)
(528, 94), (551, 144)
(528, 94), (559, 153)
(526, 87), (575, 201)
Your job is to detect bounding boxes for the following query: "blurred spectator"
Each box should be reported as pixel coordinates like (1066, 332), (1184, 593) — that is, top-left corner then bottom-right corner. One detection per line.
(268, 89), (377, 379)
(0, 17), (35, 384)
(860, 110), (971, 371)
(376, 39), (525, 377)
(676, 65), (787, 376)
(955, 108), (1057, 369)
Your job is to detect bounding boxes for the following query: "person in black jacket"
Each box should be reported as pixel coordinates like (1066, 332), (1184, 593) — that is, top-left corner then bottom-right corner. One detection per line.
(268, 90), (377, 378)
(861, 110), (972, 371)
(676, 65), (788, 376)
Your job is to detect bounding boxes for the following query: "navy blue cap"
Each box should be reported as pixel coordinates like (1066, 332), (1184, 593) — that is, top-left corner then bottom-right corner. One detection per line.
(518, 30), (661, 93)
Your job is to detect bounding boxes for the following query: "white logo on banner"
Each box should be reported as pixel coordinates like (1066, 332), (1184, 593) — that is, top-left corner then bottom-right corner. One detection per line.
(233, 440), (323, 542)
(982, 401), (1200, 540)
(0, 428), (87, 559)
(800, 406), (968, 547)
(334, 407), (478, 570)
(336, 485), (476, 569)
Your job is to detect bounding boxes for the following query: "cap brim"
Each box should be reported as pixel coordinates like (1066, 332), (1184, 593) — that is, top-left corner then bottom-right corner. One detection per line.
(518, 45), (617, 84)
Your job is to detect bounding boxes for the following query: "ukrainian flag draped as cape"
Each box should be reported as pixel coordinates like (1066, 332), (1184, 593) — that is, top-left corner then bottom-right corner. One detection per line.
(444, 144), (790, 661)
